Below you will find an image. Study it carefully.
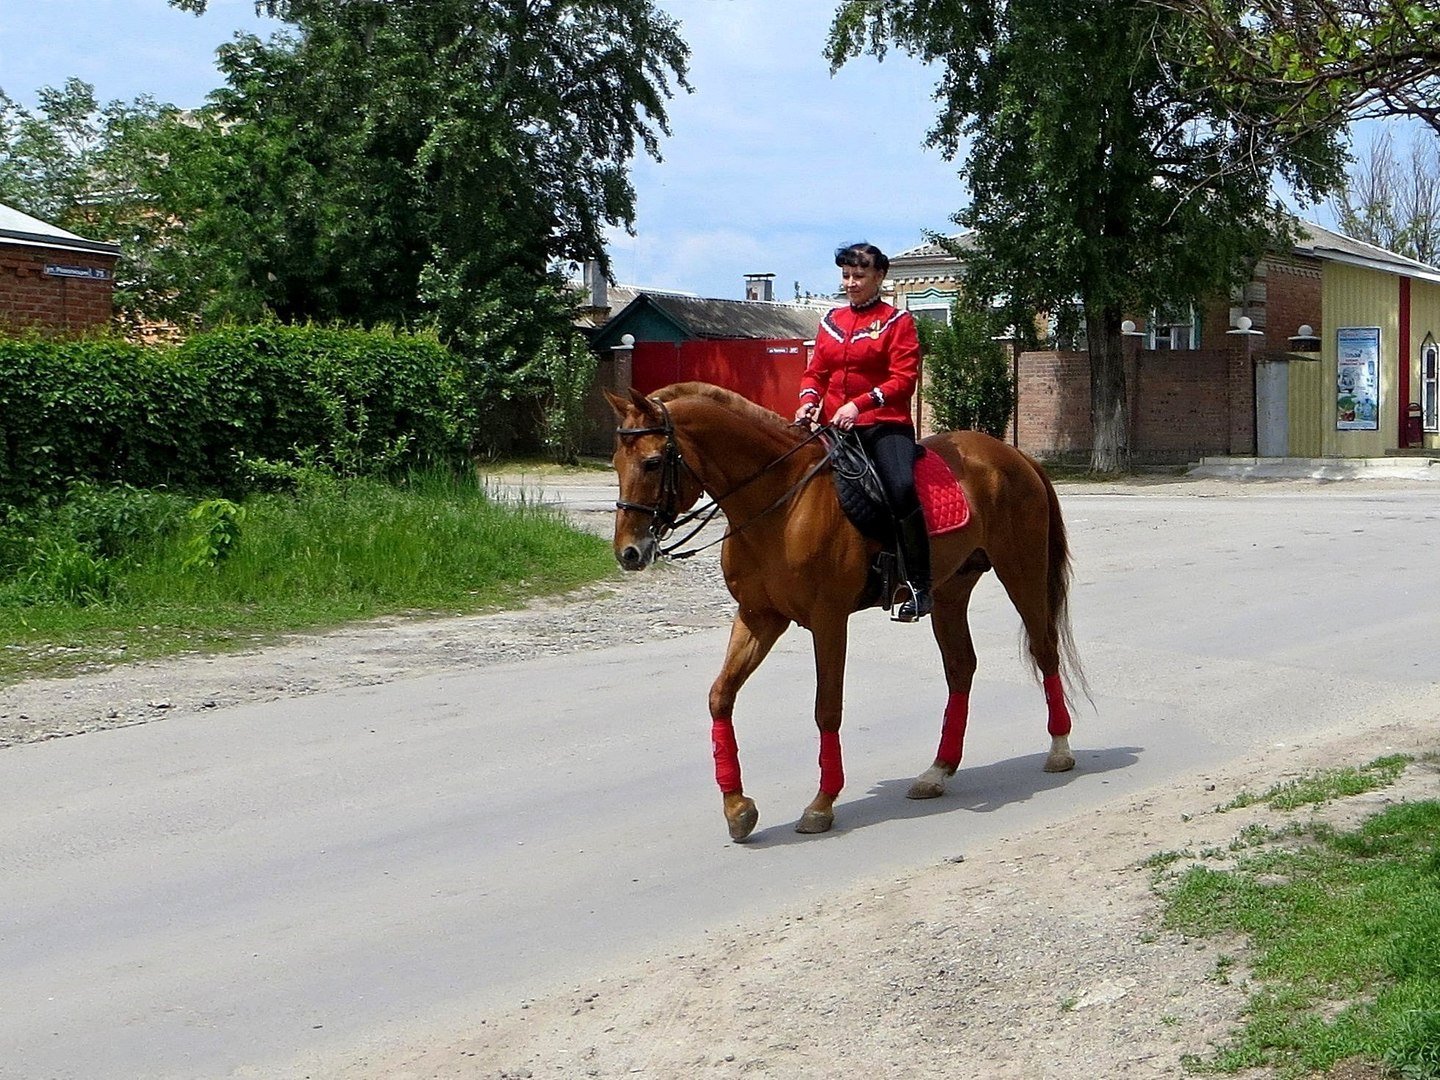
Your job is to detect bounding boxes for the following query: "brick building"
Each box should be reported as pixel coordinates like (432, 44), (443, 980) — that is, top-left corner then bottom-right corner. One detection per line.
(1, 202), (120, 335)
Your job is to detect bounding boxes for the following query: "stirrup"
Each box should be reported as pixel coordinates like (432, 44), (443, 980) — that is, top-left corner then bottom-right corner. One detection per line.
(892, 583), (933, 623)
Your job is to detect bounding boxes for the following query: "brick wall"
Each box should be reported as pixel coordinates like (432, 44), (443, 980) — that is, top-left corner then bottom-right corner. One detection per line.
(1256, 257), (1323, 347)
(0, 243), (117, 335)
(1016, 340), (1259, 464)
(1014, 349), (1093, 457)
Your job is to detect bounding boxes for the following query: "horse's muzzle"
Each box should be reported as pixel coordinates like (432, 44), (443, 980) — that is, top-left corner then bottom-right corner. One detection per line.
(616, 536), (658, 572)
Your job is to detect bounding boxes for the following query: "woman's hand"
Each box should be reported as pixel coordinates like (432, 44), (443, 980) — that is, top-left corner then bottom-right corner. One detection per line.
(832, 401), (860, 430)
(794, 401), (819, 425)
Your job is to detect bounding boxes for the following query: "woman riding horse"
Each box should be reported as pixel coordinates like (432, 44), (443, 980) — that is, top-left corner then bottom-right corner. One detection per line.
(795, 242), (931, 622)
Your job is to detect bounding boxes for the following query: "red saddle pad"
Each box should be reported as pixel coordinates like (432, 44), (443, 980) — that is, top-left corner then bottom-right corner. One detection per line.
(916, 450), (970, 536)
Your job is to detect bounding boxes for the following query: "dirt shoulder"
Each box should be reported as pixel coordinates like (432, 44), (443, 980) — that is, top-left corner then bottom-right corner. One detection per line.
(0, 512), (734, 749)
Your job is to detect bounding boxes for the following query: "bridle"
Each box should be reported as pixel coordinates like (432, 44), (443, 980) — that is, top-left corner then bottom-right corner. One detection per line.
(614, 397), (691, 541)
(614, 398), (830, 559)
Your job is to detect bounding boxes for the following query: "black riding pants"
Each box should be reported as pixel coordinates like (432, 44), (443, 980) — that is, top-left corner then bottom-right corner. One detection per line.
(857, 422), (920, 517)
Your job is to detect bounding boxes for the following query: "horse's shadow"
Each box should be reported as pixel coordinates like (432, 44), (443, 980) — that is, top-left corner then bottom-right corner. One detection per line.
(745, 744), (1143, 846)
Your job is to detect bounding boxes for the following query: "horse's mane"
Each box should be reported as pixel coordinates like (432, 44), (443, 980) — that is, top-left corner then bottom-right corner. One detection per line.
(651, 382), (800, 443)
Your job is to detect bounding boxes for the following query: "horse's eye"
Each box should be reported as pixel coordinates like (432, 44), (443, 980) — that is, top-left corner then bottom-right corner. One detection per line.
(642, 455), (663, 472)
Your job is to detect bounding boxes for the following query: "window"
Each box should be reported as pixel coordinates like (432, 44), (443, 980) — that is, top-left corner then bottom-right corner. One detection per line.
(1423, 335), (1439, 433)
(1149, 304), (1200, 351)
(910, 307), (950, 325)
(903, 287), (957, 326)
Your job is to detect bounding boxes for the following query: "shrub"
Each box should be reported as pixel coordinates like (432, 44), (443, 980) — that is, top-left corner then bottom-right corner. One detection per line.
(174, 323), (473, 481)
(524, 332), (599, 464)
(0, 335), (210, 506)
(0, 324), (475, 507)
(917, 297), (1016, 438)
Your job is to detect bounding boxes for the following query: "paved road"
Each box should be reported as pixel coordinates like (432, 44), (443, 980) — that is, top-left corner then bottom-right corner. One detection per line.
(2, 482), (1437, 1079)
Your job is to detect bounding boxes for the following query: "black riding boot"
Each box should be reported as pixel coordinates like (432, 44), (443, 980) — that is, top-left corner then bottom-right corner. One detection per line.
(894, 508), (933, 622)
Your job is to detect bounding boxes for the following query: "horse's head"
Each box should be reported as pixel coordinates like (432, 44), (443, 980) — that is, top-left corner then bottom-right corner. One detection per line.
(605, 388), (706, 571)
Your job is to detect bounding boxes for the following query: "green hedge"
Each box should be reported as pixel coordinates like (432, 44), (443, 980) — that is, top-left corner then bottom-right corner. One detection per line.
(0, 325), (474, 508)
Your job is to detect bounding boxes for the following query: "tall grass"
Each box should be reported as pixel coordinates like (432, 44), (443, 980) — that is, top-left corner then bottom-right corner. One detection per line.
(0, 472), (616, 683)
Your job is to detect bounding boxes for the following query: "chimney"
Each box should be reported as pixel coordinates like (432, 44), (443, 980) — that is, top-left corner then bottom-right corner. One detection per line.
(583, 260), (608, 309)
(744, 272), (775, 302)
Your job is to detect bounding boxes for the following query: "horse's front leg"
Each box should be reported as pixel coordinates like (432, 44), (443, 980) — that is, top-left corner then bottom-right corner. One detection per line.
(709, 607), (790, 842)
(796, 616), (848, 834)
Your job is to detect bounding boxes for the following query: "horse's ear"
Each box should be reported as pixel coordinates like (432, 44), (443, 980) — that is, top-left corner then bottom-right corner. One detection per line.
(628, 387), (662, 421)
(603, 388), (629, 419)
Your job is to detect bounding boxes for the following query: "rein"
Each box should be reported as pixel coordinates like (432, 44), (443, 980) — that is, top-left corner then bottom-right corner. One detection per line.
(615, 401), (832, 560)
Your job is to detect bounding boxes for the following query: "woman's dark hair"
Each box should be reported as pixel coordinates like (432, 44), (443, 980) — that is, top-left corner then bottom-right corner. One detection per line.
(835, 242), (889, 273)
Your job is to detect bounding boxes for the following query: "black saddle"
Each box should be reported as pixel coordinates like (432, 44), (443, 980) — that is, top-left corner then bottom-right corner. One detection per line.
(822, 428), (927, 614)
(822, 428), (922, 543)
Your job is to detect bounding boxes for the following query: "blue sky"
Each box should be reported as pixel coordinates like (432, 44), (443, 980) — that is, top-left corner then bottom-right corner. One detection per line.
(5, 1), (1375, 302)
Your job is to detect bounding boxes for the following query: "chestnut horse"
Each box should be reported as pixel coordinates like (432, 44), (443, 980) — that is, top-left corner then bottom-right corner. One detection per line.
(606, 382), (1084, 842)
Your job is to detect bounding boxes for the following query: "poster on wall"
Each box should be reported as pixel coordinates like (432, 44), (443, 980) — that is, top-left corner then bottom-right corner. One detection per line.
(1336, 326), (1381, 431)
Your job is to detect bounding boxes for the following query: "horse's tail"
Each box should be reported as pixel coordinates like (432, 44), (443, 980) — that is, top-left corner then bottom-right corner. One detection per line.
(1035, 458), (1092, 709)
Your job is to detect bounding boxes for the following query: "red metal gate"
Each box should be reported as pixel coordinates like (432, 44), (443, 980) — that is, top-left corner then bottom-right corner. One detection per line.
(632, 339), (810, 417)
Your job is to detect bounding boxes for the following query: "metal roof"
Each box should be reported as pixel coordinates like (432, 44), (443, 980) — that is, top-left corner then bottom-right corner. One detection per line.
(0, 202), (121, 256)
(892, 231), (977, 262)
(605, 292), (828, 342)
(1294, 221), (1440, 284)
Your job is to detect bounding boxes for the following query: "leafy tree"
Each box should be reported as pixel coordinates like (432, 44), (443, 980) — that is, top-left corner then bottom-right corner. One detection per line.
(0, 78), (113, 223)
(916, 300), (1015, 438)
(160, 0), (690, 453)
(1154, 0), (1440, 141)
(828, 0), (1346, 471)
(1332, 127), (1440, 265)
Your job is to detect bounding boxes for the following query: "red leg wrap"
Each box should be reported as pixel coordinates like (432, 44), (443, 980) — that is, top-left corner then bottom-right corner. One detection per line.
(712, 718), (742, 793)
(819, 729), (844, 796)
(1043, 674), (1072, 737)
(938, 691), (969, 767)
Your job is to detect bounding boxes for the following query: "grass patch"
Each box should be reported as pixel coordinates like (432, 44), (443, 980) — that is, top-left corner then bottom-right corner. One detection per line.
(0, 471), (617, 683)
(1161, 787), (1440, 1079)
(1220, 755), (1413, 812)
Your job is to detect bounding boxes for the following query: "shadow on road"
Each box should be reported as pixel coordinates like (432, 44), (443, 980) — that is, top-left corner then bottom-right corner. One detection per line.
(742, 744), (1143, 845)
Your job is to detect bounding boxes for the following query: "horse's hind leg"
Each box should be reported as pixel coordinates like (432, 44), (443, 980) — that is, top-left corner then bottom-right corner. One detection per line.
(796, 615), (849, 835)
(989, 549), (1076, 774)
(908, 567), (983, 800)
(709, 607), (789, 842)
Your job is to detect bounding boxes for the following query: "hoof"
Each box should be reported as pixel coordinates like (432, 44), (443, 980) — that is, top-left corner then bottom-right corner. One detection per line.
(726, 798), (759, 842)
(907, 764), (952, 800)
(1043, 735), (1075, 773)
(795, 808), (834, 834)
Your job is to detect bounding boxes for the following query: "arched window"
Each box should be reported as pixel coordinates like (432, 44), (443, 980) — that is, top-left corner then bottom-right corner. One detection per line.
(1423, 333), (1439, 433)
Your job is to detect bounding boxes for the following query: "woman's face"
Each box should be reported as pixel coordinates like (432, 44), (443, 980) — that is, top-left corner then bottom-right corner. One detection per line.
(840, 261), (884, 306)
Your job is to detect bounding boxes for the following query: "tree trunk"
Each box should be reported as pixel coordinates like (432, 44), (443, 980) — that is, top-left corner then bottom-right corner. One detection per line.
(1087, 303), (1130, 473)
